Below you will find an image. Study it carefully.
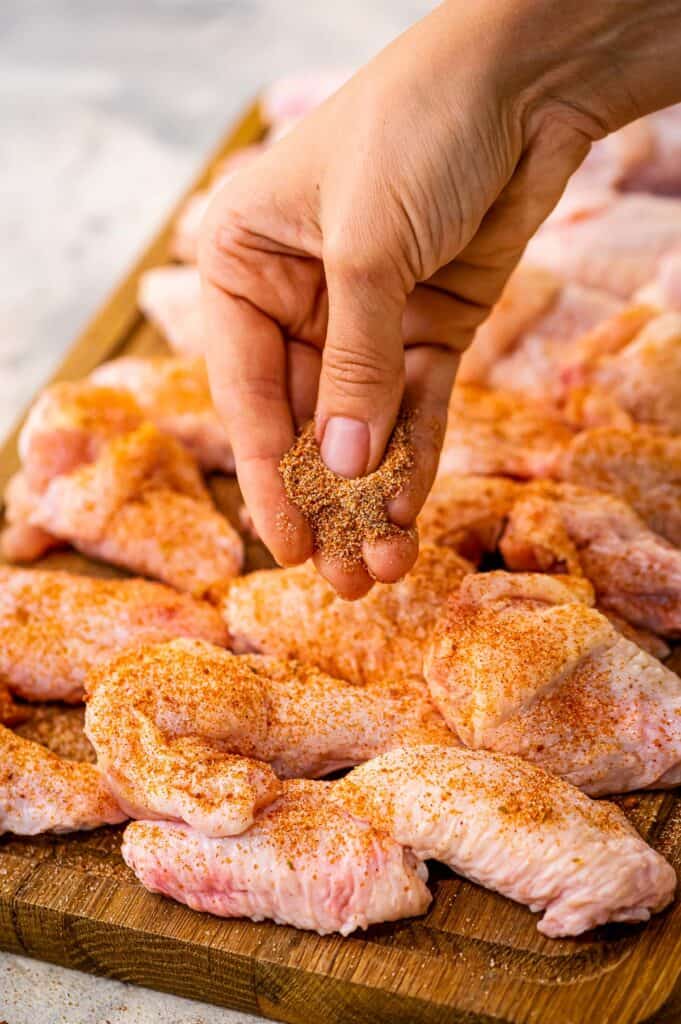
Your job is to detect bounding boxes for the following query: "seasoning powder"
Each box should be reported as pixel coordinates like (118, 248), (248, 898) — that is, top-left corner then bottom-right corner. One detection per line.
(280, 411), (415, 568)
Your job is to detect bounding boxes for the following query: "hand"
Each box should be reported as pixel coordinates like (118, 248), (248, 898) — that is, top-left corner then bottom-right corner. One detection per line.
(200, 0), (681, 598)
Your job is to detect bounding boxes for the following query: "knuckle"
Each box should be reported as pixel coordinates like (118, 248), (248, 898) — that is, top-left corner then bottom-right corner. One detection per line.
(323, 347), (403, 397)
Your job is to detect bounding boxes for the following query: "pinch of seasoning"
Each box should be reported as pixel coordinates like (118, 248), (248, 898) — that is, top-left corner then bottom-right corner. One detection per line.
(280, 410), (415, 569)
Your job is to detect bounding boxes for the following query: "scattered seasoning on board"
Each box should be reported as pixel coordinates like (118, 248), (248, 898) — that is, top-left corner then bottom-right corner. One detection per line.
(280, 410), (415, 568)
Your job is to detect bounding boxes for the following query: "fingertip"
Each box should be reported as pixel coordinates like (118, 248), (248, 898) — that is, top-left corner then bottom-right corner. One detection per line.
(267, 500), (315, 567)
(313, 551), (374, 600)
(362, 529), (418, 583)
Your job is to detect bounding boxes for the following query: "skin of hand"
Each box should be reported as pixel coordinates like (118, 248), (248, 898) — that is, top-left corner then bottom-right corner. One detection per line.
(200, 0), (681, 599)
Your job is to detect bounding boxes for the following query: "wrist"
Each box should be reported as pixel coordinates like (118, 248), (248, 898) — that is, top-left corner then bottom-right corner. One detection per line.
(440, 0), (681, 141)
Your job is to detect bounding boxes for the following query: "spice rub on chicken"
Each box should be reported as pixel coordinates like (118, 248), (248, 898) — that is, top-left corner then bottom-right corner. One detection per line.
(425, 572), (681, 795)
(223, 543), (471, 686)
(0, 566), (228, 703)
(85, 638), (454, 835)
(2, 381), (243, 595)
(122, 779), (431, 936)
(0, 725), (125, 836)
(331, 745), (676, 937)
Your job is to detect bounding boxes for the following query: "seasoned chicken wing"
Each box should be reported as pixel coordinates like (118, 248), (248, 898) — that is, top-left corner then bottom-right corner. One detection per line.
(91, 356), (234, 473)
(425, 573), (681, 794)
(122, 778), (430, 935)
(4, 382), (243, 594)
(0, 725), (125, 836)
(0, 567), (227, 702)
(223, 543), (471, 685)
(420, 475), (681, 636)
(439, 385), (574, 479)
(85, 638), (454, 834)
(331, 745), (676, 937)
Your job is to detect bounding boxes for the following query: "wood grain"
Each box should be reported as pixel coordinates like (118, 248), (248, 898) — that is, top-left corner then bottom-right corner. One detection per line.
(1, 98), (681, 1024)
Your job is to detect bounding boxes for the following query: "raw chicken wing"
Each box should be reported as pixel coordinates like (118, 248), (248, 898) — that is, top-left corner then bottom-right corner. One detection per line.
(122, 778), (430, 935)
(331, 745), (676, 937)
(137, 265), (203, 357)
(223, 543), (471, 685)
(524, 193), (681, 299)
(0, 725), (125, 835)
(458, 266), (622, 399)
(91, 356), (234, 473)
(420, 474), (681, 636)
(425, 572), (681, 794)
(85, 638), (454, 833)
(0, 567), (227, 702)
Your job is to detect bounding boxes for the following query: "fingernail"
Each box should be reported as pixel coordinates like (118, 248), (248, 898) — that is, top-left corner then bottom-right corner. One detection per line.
(320, 417), (369, 478)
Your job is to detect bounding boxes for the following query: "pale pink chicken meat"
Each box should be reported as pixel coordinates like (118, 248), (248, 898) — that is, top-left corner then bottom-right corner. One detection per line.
(425, 572), (681, 795)
(331, 746), (675, 937)
(85, 638), (454, 834)
(223, 543), (471, 686)
(572, 103), (681, 197)
(458, 266), (623, 400)
(420, 474), (681, 637)
(439, 385), (574, 479)
(439, 384), (681, 548)
(563, 312), (681, 435)
(0, 567), (227, 703)
(261, 70), (352, 127)
(4, 382), (243, 594)
(524, 193), (681, 299)
(122, 778), (430, 935)
(0, 725), (125, 835)
(561, 427), (681, 547)
(91, 356), (234, 473)
(137, 265), (203, 357)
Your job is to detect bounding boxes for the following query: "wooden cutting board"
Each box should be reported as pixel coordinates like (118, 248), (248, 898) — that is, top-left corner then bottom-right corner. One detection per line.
(2, 100), (681, 1024)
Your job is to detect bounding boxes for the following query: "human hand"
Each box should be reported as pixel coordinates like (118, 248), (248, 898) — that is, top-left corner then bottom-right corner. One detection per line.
(200, 0), (681, 598)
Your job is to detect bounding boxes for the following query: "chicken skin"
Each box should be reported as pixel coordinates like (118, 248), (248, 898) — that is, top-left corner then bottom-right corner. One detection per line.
(458, 266), (622, 400)
(425, 573), (681, 795)
(137, 266), (203, 357)
(122, 778), (430, 936)
(223, 543), (471, 686)
(420, 474), (681, 637)
(331, 745), (675, 937)
(0, 725), (125, 835)
(0, 567), (227, 703)
(561, 427), (681, 546)
(91, 356), (234, 474)
(524, 193), (681, 299)
(439, 385), (573, 479)
(4, 382), (243, 594)
(85, 638), (454, 835)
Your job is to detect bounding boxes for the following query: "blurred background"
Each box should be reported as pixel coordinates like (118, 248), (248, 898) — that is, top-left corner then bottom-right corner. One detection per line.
(1, 0), (432, 437)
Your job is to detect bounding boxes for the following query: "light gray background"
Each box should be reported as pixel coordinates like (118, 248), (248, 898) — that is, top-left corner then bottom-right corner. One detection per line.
(0, 2), (431, 1021)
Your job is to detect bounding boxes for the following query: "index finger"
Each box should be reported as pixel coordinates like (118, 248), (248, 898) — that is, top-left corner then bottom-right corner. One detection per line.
(202, 279), (313, 567)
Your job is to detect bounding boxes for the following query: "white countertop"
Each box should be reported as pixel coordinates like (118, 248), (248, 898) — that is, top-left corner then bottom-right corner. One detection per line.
(0, 1), (432, 1021)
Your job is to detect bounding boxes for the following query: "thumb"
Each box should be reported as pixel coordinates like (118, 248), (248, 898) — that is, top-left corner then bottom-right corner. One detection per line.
(316, 256), (406, 478)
